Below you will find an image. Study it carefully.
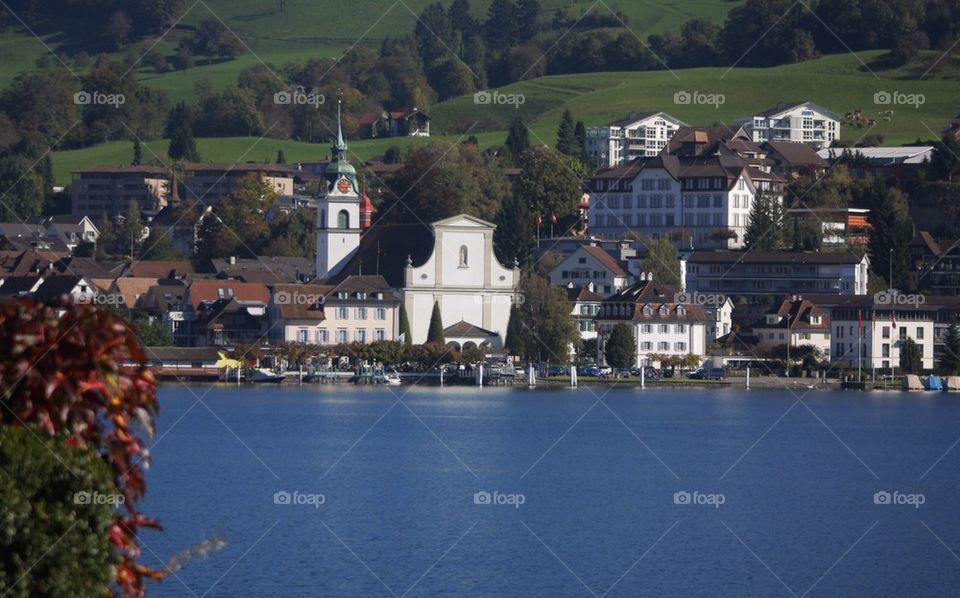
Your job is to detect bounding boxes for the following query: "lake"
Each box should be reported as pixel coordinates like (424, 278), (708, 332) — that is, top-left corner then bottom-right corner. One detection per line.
(141, 384), (960, 597)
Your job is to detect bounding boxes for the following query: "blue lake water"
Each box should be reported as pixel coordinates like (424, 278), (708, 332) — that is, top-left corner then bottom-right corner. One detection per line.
(141, 385), (960, 597)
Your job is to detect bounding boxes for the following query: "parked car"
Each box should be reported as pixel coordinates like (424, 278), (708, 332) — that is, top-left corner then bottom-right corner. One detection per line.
(688, 367), (726, 380)
(631, 366), (661, 379)
(541, 365), (566, 377)
(581, 365), (601, 377)
(597, 366), (613, 376)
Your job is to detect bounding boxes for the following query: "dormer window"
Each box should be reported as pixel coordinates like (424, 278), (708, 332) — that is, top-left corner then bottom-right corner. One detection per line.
(659, 305), (668, 316)
(357, 292), (367, 300)
(677, 305), (686, 316)
(642, 305), (653, 316)
(810, 315), (821, 325)
(767, 315), (780, 325)
(337, 292), (348, 300)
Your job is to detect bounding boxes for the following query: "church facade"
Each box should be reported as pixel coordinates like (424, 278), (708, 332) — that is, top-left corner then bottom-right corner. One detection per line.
(315, 105), (519, 348)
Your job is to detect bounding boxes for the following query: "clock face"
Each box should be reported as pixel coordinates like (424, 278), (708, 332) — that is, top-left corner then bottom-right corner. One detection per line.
(336, 178), (351, 193)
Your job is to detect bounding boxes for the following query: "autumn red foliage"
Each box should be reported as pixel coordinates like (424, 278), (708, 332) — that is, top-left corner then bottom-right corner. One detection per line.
(0, 298), (163, 597)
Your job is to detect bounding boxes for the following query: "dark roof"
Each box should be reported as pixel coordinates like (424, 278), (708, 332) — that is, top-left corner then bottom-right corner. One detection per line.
(444, 320), (498, 337)
(753, 296), (831, 330)
(666, 125), (748, 156)
(756, 101), (805, 118)
(763, 141), (829, 168)
(329, 275), (396, 296)
(206, 256), (314, 283)
(53, 256), (113, 279)
(143, 283), (187, 314)
(566, 286), (605, 303)
(688, 251), (866, 265)
(34, 275), (86, 302)
(327, 223), (434, 287)
(597, 280), (709, 322)
(0, 275), (42, 296)
(122, 260), (195, 279)
(579, 246), (629, 277)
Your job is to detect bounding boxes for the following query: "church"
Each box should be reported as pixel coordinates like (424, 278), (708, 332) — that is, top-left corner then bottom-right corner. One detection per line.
(315, 103), (519, 348)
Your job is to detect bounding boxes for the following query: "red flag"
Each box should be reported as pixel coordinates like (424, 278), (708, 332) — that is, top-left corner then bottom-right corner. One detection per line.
(858, 310), (863, 329)
(536, 213), (543, 226)
(892, 310), (897, 329)
(550, 212), (557, 224)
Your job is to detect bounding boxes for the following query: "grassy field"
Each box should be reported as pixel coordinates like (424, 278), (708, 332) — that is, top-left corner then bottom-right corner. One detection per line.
(0, 0), (743, 100)
(49, 51), (960, 185)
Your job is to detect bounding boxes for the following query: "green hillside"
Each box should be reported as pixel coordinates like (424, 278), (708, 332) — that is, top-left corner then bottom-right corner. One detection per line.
(0, 0), (743, 101)
(49, 51), (960, 185)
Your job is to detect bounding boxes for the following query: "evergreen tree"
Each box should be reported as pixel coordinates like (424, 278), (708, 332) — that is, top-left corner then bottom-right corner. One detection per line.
(484, 0), (517, 48)
(899, 337), (923, 374)
(939, 322), (960, 375)
(504, 302), (524, 356)
(494, 192), (535, 266)
(166, 101), (200, 162)
(448, 0), (475, 32)
(574, 120), (587, 162)
(640, 236), (681, 288)
(427, 302), (445, 344)
(132, 138), (142, 165)
(556, 109), (578, 157)
(866, 183), (913, 289)
(276, 148), (285, 164)
(398, 303), (412, 346)
(504, 116), (530, 164)
(744, 191), (785, 251)
(605, 323), (637, 369)
(516, 0), (541, 40)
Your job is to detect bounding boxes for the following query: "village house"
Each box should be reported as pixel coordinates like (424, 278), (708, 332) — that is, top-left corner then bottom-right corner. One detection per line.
(358, 108), (430, 138)
(595, 277), (710, 368)
(548, 245), (634, 297)
(750, 295), (832, 359)
(70, 165), (171, 219)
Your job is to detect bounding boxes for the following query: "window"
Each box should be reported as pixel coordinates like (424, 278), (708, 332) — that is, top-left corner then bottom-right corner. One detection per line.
(376, 308), (386, 320)
(298, 329), (308, 342)
(375, 329), (385, 341)
(316, 329), (328, 343)
(676, 324), (686, 333)
(882, 326), (890, 339)
(337, 209), (350, 228)
(356, 308), (368, 319)
(356, 329), (366, 343)
(899, 328), (907, 341)
(658, 178), (671, 190)
(336, 307), (348, 319)
(459, 245), (469, 267)
(917, 327), (924, 339)
(674, 342), (687, 351)
(659, 324), (669, 333)
(642, 324), (652, 333)
(641, 179), (654, 190)
(882, 343), (890, 358)
(641, 342), (653, 350)
(658, 341), (670, 350)
(337, 329), (348, 343)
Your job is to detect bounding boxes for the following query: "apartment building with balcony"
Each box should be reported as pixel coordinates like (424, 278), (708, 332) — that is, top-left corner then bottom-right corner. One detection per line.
(586, 112), (687, 168)
(70, 165), (171, 219)
(736, 101), (841, 149)
(183, 163), (297, 203)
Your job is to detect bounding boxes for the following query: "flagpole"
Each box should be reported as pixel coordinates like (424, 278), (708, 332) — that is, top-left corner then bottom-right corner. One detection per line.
(858, 309), (862, 382)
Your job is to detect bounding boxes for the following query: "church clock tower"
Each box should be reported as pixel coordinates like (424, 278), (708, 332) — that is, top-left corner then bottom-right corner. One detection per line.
(316, 100), (361, 279)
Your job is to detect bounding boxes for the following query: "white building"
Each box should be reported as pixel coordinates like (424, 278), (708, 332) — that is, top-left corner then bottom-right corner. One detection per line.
(595, 278), (709, 367)
(587, 155), (784, 249)
(548, 245), (633, 297)
(567, 284), (604, 341)
(736, 101), (841, 149)
(586, 112), (687, 168)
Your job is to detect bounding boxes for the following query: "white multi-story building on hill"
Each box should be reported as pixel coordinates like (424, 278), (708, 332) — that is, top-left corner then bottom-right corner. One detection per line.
(586, 112), (687, 168)
(586, 155), (785, 249)
(735, 101), (841, 149)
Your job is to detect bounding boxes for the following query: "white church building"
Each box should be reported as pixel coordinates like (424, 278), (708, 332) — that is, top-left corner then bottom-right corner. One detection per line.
(315, 105), (519, 348)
